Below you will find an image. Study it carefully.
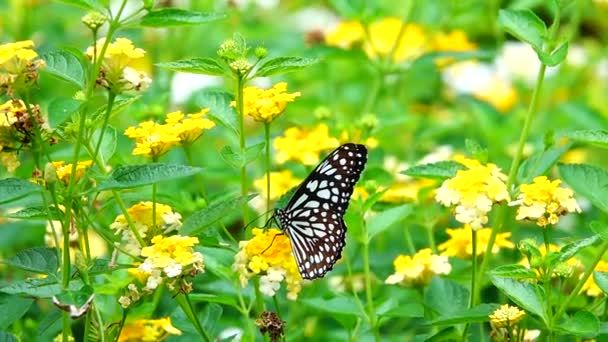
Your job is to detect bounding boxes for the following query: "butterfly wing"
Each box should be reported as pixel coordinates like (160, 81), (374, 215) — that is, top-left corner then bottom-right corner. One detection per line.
(279, 143), (367, 279)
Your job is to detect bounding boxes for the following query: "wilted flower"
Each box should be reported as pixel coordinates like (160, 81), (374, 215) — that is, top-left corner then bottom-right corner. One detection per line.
(510, 176), (581, 227)
(385, 248), (451, 286)
(233, 228), (302, 300)
(85, 37), (151, 93)
(255, 311), (285, 342)
(118, 317), (181, 342)
(0, 40), (46, 95)
(439, 226), (514, 259)
(233, 82), (300, 123)
(435, 156), (510, 230)
(274, 124), (339, 165)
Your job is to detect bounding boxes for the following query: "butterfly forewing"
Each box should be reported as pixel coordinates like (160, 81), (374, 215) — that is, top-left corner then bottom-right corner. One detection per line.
(277, 143), (367, 280)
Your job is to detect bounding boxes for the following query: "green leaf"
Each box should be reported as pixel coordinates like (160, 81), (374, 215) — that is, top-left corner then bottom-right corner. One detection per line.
(0, 293), (34, 329)
(559, 163), (608, 214)
(590, 221), (608, 241)
(556, 311), (600, 337)
(0, 278), (82, 298)
(465, 139), (488, 163)
(55, 0), (101, 10)
(4, 247), (58, 275)
(255, 57), (319, 77)
(559, 235), (600, 261)
(97, 163), (201, 190)
(201, 303), (223, 335)
(0, 332), (18, 342)
(498, 9), (547, 50)
(517, 143), (572, 184)
(219, 143), (265, 169)
(192, 90), (238, 135)
(593, 271), (608, 295)
(180, 194), (257, 235)
(564, 129), (608, 149)
(490, 264), (537, 279)
(52, 286), (95, 318)
(301, 296), (363, 318)
(90, 126), (117, 163)
(140, 8), (226, 27)
(366, 204), (413, 241)
(424, 327), (461, 342)
(5, 206), (64, 221)
(429, 303), (500, 326)
(0, 178), (42, 204)
(402, 161), (464, 179)
(40, 50), (85, 89)
(189, 293), (239, 309)
(156, 58), (226, 76)
(490, 276), (547, 324)
(425, 277), (469, 316)
(536, 42), (569, 66)
(90, 96), (141, 124)
(48, 97), (82, 128)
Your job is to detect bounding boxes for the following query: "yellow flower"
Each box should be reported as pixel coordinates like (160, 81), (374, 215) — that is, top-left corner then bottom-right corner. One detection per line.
(253, 170), (301, 201)
(363, 18), (428, 63)
(439, 226), (514, 259)
(0, 99), (48, 157)
(232, 82), (300, 123)
(164, 108), (215, 144)
(385, 248), (451, 286)
(0, 151), (19, 173)
(233, 228), (302, 300)
(274, 124), (340, 165)
(0, 40), (45, 92)
(324, 21), (365, 49)
(489, 304), (526, 328)
(432, 30), (477, 67)
(338, 129), (378, 149)
(473, 76), (518, 112)
(118, 317), (181, 342)
(110, 202), (182, 254)
(511, 176), (581, 227)
(380, 179), (437, 203)
(435, 156), (509, 230)
(124, 121), (182, 159)
(581, 260), (608, 297)
(51, 160), (93, 185)
(85, 38), (150, 93)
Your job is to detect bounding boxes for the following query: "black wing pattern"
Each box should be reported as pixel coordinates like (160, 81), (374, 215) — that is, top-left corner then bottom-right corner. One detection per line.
(276, 143), (367, 280)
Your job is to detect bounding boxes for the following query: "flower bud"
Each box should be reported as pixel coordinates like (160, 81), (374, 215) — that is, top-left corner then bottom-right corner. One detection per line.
(44, 162), (58, 185)
(81, 12), (107, 31)
(255, 46), (268, 59)
(229, 58), (253, 75)
(360, 113), (378, 130)
(313, 106), (331, 120)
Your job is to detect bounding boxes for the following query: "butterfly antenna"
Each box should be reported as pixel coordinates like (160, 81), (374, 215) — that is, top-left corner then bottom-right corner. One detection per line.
(242, 209), (274, 231)
(261, 231), (284, 255)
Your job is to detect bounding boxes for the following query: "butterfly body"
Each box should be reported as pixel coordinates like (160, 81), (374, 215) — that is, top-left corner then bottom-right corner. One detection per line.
(275, 143), (367, 280)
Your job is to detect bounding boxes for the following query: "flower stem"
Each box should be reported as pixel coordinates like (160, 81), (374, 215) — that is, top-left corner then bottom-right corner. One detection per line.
(264, 122), (271, 220)
(462, 229), (478, 340)
(362, 224), (380, 342)
(236, 76), (249, 224)
(91, 91), (116, 165)
(176, 293), (212, 342)
(183, 144), (208, 202)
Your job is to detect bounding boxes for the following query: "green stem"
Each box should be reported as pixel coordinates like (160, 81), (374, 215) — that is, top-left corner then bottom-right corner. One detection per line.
(253, 277), (266, 315)
(426, 223), (437, 254)
(236, 284), (256, 339)
(113, 310), (128, 342)
(177, 293), (212, 342)
(183, 144), (208, 202)
(273, 295), (281, 318)
(152, 183), (157, 230)
(462, 229), (478, 340)
(235, 76), (249, 224)
(264, 122), (271, 219)
(542, 227), (554, 322)
(553, 241), (608, 324)
(91, 91), (116, 165)
(403, 222), (416, 254)
(362, 224), (380, 342)
(112, 190), (145, 246)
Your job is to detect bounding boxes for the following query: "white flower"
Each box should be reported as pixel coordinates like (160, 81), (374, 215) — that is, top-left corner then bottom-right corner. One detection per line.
(495, 41), (558, 85)
(259, 267), (286, 296)
(118, 296), (131, 308)
(164, 263), (183, 278)
(385, 273), (405, 285)
(146, 270), (163, 290)
(429, 255), (452, 275)
(138, 259), (154, 273)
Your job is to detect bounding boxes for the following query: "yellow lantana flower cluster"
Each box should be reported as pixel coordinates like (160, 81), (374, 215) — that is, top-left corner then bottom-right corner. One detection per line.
(110, 201), (182, 254)
(233, 228), (302, 300)
(435, 156), (510, 230)
(0, 40), (46, 94)
(85, 37), (151, 93)
(488, 304), (539, 341)
(489, 304), (526, 328)
(385, 248), (451, 286)
(50, 160), (93, 185)
(118, 317), (181, 342)
(233, 82), (300, 123)
(253, 170), (301, 201)
(581, 260), (608, 297)
(273, 124), (340, 165)
(124, 109), (214, 159)
(439, 226), (514, 259)
(511, 176), (581, 227)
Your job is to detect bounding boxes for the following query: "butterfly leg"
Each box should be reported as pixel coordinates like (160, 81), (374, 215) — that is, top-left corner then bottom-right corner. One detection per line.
(261, 232), (284, 255)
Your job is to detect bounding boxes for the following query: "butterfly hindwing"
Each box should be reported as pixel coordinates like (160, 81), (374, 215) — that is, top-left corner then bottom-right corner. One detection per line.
(277, 143), (367, 280)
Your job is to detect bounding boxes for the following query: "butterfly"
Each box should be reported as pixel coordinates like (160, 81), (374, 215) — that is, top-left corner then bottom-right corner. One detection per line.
(274, 143), (367, 280)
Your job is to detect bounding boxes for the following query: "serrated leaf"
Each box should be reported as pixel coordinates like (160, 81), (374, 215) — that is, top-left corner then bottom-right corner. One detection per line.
(0, 293), (34, 329)
(593, 271), (608, 295)
(40, 50), (85, 89)
(90, 126), (117, 163)
(5, 206), (64, 220)
(180, 194), (257, 235)
(536, 42), (568, 66)
(0, 178), (43, 204)
(219, 143), (265, 169)
(498, 9), (547, 50)
(490, 264), (537, 279)
(465, 139), (488, 163)
(4, 247), (58, 274)
(0, 278), (83, 298)
(192, 90), (237, 135)
(97, 164), (201, 190)
(47, 97), (82, 128)
(140, 8), (226, 27)
(255, 57), (319, 77)
(90, 96), (141, 124)
(517, 143), (571, 184)
(156, 57), (225, 76)
(402, 161), (464, 179)
(556, 311), (600, 337)
(564, 129), (608, 149)
(429, 303), (500, 326)
(0, 332), (18, 342)
(490, 276), (547, 324)
(52, 286), (94, 319)
(590, 222), (608, 241)
(425, 277), (469, 316)
(366, 204), (413, 241)
(559, 163), (608, 214)
(559, 235), (600, 261)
